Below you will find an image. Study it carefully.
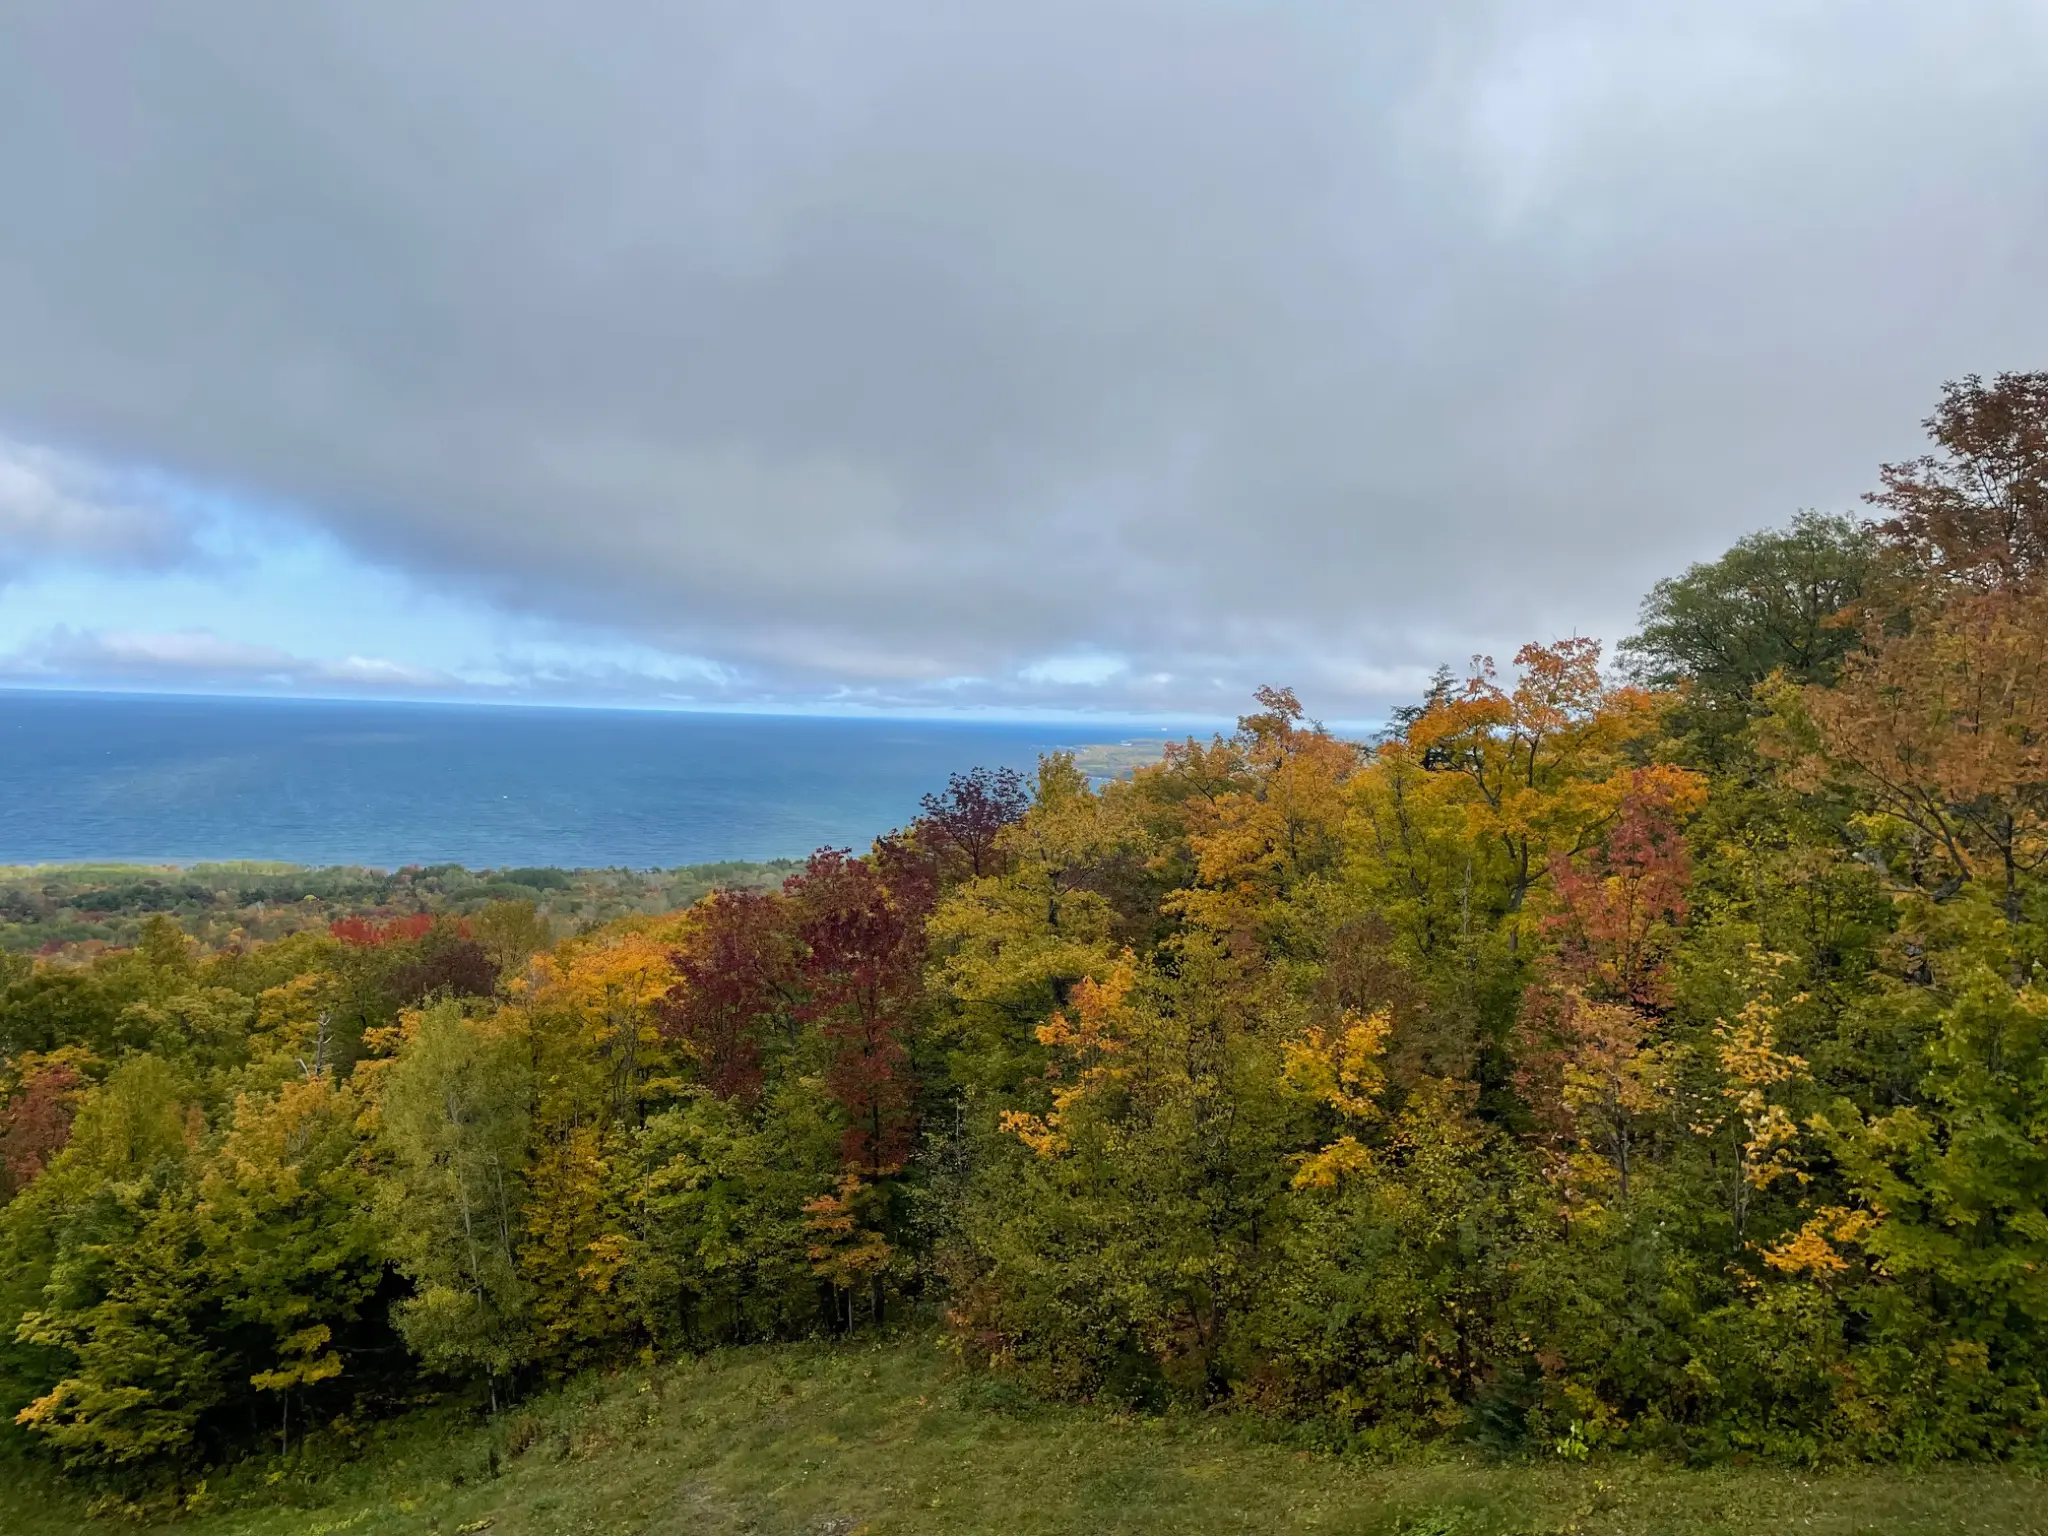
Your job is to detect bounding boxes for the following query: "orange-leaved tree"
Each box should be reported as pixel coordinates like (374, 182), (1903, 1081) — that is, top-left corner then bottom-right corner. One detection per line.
(1394, 638), (1687, 935)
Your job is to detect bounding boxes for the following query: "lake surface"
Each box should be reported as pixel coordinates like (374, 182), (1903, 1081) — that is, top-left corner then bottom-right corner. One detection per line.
(0, 691), (1184, 868)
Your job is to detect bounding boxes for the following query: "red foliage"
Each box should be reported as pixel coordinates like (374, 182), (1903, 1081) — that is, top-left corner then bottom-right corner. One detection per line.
(915, 766), (1030, 880)
(1868, 371), (2048, 596)
(329, 912), (437, 947)
(657, 888), (795, 1104)
(788, 849), (930, 1174)
(1541, 781), (1692, 1010)
(0, 1062), (83, 1197)
(870, 831), (940, 918)
(389, 939), (499, 1004)
(1515, 781), (1693, 1160)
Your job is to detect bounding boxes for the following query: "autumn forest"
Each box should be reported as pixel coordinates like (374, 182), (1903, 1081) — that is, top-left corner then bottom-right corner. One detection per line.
(5, 374), (2048, 1496)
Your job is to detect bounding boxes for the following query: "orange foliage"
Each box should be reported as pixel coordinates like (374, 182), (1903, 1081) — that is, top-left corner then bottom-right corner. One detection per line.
(1395, 639), (1694, 920)
(1796, 589), (2048, 903)
(1001, 955), (1138, 1159)
(330, 913), (438, 947)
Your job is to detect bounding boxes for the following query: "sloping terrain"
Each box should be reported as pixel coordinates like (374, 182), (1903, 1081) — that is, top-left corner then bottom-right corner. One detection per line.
(5, 1335), (2041, 1536)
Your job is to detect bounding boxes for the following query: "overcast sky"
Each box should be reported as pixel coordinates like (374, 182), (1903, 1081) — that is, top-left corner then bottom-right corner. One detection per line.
(2, 2), (2045, 721)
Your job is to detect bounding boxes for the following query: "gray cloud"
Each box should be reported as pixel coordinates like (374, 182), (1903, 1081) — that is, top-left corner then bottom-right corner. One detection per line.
(2, 2), (2045, 714)
(0, 627), (453, 694)
(0, 439), (196, 581)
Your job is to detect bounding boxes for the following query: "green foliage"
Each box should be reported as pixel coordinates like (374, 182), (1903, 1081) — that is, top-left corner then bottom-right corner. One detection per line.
(624, 1082), (841, 1348)
(0, 859), (799, 956)
(195, 1075), (385, 1449)
(12, 1178), (223, 1472)
(5, 387), (2048, 1491)
(1619, 511), (1878, 760)
(3, 1056), (217, 1471)
(375, 1001), (534, 1394)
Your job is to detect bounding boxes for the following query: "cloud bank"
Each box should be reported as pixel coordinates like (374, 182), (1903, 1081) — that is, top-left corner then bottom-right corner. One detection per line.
(0, 442), (195, 582)
(0, 627), (452, 694)
(2, 3), (2045, 714)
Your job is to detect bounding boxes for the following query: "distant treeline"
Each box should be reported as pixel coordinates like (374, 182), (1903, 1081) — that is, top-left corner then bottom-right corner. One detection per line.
(4, 373), (2048, 1504)
(0, 861), (798, 955)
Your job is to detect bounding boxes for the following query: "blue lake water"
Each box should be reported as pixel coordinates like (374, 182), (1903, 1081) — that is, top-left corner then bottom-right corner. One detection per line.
(0, 691), (1185, 868)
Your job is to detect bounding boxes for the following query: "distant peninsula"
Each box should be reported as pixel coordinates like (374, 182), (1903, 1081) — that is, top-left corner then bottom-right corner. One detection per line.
(1069, 738), (1171, 782)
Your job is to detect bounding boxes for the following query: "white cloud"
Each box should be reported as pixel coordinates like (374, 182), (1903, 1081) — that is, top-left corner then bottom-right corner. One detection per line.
(1019, 651), (1128, 687)
(0, 626), (452, 694)
(0, 439), (194, 578)
(103, 631), (295, 671)
(316, 655), (449, 688)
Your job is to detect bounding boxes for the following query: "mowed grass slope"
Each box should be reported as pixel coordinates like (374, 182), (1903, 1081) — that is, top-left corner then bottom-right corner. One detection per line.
(4, 1334), (2043, 1536)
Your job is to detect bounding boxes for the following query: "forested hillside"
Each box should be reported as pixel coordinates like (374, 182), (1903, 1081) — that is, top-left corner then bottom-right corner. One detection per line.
(0, 860), (798, 955)
(4, 374), (2045, 1509)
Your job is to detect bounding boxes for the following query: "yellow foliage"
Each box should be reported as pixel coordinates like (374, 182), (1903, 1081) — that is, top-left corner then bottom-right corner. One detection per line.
(1762, 1206), (1879, 1279)
(1290, 1134), (1374, 1190)
(1164, 693), (1358, 939)
(1003, 957), (1141, 1159)
(1280, 1011), (1392, 1192)
(252, 972), (333, 1069)
(1714, 955), (1811, 1193)
(1034, 960), (1135, 1061)
(1385, 640), (1702, 929)
(1280, 1010), (1391, 1121)
(204, 1074), (350, 1200)
(523, 927), (684, 1126)
(804, 1173), (893, 1287)
(999, 1109), (1065, 1159)
(579, 1232), (629, 1295)
(249, 1324), (342, 1392)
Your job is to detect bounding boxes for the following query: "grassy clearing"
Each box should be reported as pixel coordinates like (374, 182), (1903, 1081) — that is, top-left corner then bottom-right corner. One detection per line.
(3, 1334), (2042, 1535)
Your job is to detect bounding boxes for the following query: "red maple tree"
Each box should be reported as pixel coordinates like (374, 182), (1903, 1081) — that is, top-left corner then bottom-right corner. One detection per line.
(657, 888), (796, 1104)
(0, 1059), (84, 1197)
(789, 849), (931, 1174)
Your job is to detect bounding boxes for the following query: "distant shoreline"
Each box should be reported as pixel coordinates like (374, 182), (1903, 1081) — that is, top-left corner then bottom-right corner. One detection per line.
(0, 693), (1195, 871)
(0, 740), (1186, 953)
(0, 860), (802, 954)
(1067, 739), (1172, 783)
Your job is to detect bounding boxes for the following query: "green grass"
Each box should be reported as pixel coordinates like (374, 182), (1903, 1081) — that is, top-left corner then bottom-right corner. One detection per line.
(4, 1334), (2043, 1535)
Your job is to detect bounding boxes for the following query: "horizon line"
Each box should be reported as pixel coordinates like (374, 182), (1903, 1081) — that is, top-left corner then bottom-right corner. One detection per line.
(0, 680), (1288, 734)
